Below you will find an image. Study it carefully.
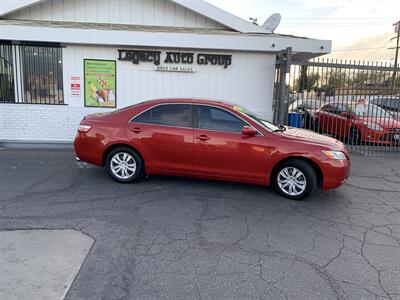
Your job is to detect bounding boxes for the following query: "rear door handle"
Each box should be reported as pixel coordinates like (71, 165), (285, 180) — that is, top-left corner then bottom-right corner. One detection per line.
(130, 127), (143, 133)
(197, 134), (210, 141)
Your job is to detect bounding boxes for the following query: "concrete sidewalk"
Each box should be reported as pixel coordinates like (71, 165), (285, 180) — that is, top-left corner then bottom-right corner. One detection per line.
(0, 230), (93, 300)
(0, 149), (399, 300)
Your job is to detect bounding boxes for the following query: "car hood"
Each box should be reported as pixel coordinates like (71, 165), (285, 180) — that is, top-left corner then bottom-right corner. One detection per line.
(279, 127), (345, 149)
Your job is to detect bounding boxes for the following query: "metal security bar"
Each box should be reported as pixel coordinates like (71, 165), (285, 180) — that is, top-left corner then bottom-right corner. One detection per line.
(0, 41), (15, 103)
(0, 41), (64, 105)
(274, 55), (400, 156)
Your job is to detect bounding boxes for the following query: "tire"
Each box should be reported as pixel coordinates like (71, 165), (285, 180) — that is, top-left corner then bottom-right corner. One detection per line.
(348, 127), (361, 145)
(106, 147), (143, 183)
(272, 159), (317, 200)
(314, 119), (322, 133)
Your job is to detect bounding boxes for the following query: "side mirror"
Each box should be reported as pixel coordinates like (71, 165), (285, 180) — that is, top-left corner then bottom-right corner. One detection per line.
(340, 112), (353, 119)
(242, 125), (257, 137)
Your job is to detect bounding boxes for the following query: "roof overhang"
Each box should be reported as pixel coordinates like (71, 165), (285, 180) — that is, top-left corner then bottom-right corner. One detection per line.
(0, 22), (331, 55)
(0, 0), (43, 17)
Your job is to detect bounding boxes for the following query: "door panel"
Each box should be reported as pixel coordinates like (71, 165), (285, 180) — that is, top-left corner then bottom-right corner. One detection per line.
(193, 130), (269, 180)
(193, 105), (269, 181)
(126, 123), (193, 172)
(125, 103), (194, 173)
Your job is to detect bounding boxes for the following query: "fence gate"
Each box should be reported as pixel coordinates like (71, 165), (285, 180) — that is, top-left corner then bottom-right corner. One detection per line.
(273, 54), (400, 156)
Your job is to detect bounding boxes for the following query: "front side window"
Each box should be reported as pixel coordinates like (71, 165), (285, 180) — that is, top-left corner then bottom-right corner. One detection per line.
(133, 104), (192, 128)
(335, 104), (348, 115)
(323, 104), (336, 113)
(21, 44), (64, 104)
(196, 105), (247, 133)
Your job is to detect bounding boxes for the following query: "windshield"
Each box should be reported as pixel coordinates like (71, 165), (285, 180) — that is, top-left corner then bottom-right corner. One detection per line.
(350, 104), (393, 119)
(231, 105), (280, 132)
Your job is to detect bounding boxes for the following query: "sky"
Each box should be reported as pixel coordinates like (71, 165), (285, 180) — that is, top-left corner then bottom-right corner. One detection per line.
(2, 0), (398, 63)
(206, 0), (399, 63)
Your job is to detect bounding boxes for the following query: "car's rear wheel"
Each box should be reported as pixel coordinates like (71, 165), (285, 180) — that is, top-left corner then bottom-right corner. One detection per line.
(272, 159), (317, 200)
(106, 147), (143, 183)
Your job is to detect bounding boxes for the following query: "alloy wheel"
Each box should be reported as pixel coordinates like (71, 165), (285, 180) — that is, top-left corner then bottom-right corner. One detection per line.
(277, 167), (307, 196)
(110, 152), (137, 180)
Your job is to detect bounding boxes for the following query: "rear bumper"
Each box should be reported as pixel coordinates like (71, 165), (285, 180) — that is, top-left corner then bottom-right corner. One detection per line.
(322, 158), (351, 190)
(74, 133), (104, 166)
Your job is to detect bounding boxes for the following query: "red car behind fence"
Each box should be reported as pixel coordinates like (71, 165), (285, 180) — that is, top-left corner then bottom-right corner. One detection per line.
(314, 101), (400, 146)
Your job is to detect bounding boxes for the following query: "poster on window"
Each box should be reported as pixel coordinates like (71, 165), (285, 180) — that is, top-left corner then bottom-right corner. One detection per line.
(84, 59), (116, 108)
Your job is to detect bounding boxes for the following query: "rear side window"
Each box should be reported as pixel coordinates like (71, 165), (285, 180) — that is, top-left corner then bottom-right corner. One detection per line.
(133, 109), (151, 123)
(132, 104), (192, 128)
(195, 105), (247, 133)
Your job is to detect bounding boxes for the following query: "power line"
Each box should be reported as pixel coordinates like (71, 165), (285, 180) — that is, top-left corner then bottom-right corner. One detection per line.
(332, 47), (391, 52)
(362, 39), (393, 60)
(244, 16), (389, 19)
(280, 24), (389, 27)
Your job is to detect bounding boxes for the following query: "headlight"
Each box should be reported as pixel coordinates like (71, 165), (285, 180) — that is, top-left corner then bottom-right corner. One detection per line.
(364, 122), (384, 132)
(322, 150), (347, 160)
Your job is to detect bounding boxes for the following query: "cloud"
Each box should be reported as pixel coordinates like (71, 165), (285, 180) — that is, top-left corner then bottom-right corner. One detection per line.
(206, 0), (399, 61)
(328, 31), (396, 63)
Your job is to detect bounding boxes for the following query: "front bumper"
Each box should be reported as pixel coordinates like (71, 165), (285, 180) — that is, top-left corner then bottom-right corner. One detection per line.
(322, 158), (351, 190)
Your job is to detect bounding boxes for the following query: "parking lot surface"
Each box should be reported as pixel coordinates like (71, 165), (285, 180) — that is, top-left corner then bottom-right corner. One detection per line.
(0, 149), (399, 300)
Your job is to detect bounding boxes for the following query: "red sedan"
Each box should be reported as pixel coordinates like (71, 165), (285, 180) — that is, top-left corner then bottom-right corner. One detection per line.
(74, 99), (350, 200)
(314, 102), (400, 145)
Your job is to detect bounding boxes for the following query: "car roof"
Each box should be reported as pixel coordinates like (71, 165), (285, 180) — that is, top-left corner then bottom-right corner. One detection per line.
(141, 98), (238, 109)
(327, 101), (366, 106)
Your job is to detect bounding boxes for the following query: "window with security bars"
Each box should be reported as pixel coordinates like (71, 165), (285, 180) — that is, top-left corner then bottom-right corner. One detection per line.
(0, 42), (15, 103)
(0, 41), (64, 105)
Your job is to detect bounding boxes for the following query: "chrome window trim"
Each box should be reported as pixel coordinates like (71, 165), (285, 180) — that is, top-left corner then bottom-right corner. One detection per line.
(129, 102), (264, 136)
(129, 103), (194, 129)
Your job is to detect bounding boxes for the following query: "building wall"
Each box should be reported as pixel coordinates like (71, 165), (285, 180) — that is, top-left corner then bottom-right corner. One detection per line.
(5, 0), (228, 30)
(0, 44), (276, 142)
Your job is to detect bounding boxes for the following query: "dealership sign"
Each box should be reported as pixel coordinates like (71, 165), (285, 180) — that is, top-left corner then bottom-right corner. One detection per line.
(117, 50), (232, 69)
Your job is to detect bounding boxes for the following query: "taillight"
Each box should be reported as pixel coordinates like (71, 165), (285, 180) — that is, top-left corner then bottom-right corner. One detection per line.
(78, 125), (92, 133)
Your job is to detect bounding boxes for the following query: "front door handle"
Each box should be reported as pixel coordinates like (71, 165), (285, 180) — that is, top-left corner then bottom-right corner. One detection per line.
(130, 127), (143, 134)
(197, 134), (210, 141)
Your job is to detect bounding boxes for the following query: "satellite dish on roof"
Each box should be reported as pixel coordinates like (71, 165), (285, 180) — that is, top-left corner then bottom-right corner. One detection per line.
(262, 13), (281, 33)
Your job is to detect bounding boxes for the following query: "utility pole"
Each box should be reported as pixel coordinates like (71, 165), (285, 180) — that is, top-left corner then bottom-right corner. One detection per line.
(390, 20), (400, 95)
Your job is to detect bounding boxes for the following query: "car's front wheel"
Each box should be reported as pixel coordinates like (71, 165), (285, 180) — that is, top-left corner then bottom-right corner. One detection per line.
(272, 159), (317, 200)
(106, 147), (143, 183)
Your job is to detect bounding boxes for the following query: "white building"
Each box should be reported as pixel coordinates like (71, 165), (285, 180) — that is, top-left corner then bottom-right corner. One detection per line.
(0, 0), (331, 144)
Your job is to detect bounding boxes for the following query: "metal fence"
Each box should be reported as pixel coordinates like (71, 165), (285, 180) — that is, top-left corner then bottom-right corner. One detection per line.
(274, 49), (400, 156)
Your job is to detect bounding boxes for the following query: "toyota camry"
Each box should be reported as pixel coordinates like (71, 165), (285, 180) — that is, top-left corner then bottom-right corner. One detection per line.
(74, 99), (350, 200)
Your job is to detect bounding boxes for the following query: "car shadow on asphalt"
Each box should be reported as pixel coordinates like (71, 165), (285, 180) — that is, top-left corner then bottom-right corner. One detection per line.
(84, 163), (334, 205)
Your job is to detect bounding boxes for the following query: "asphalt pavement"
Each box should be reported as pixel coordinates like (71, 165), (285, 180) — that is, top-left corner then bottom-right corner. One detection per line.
(0, 149), (399, 300)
